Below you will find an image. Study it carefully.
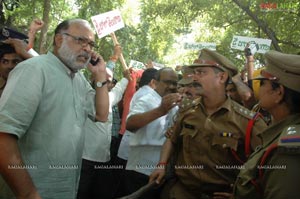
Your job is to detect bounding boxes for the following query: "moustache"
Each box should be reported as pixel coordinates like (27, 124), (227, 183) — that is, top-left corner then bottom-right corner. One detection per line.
(78, 52), (90, 60)
(192, 82), (202, 87)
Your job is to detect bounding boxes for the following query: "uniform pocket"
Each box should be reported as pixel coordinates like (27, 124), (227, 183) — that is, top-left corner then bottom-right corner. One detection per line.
(210, 135), (242, 166)
(212, 134), (239, 151)
(180, 123), (198, 153)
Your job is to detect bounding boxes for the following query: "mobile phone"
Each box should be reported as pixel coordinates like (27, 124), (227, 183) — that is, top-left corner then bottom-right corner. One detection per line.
(90, 58), (100, 66)
(245, 43), (259, 56)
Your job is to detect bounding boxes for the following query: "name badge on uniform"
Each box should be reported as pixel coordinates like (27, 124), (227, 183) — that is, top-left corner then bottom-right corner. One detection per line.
(219, 132), (233, 137)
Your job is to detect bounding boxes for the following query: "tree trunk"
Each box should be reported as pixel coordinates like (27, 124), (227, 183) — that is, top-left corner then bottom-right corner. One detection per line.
(0, 0), (6, 25)
(231, 0), (282, 52)
(38, 0), (51, 54)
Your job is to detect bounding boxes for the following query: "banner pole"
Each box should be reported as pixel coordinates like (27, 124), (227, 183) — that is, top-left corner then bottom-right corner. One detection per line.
(110, 32), (127, 70)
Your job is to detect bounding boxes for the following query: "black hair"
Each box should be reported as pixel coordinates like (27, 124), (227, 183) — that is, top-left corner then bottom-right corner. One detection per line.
(279, 85), (300, 114)
(139, 68), (158, 87)
(0, 44), (16, 59)
(54, 20), (71, 36)
(269, 81), (300, 113)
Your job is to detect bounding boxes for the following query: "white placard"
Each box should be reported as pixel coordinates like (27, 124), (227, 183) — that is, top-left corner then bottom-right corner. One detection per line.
(184, 42), (216, 51)
(91, 10), (125, 38)
(129, 60), (146, 70)
(230, 36), (272, 54)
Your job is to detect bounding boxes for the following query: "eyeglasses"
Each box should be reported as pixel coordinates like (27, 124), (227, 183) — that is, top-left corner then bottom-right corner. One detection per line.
(0, 58), (22, 65)
(160, 80), (178, 86)
(62, 33), (97, 49)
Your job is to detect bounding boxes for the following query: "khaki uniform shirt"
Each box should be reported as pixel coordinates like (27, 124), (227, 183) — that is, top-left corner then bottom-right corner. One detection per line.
(234, 114), (300, 199)
(170, 97), (267, 194)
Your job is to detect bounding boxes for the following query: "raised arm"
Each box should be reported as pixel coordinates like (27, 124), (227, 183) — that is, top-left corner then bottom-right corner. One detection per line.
(27, 19), (44, 49)
(87, 53), (109, 122)
(126, 93), (180, 132)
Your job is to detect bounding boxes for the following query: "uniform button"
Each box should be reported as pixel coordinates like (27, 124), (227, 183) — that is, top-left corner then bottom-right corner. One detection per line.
(222, 143), (227, 148)
(255, 145), (262, 152)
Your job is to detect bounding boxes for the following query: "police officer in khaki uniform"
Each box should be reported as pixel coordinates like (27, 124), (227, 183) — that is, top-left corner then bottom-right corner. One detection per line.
(233, 51), (300, 199)
(177, 65), (202, 100)
(150, 49), (267, 199)
(164, 66), (201, 139)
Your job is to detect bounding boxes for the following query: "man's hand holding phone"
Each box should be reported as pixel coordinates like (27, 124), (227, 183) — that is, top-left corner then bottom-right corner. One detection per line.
(90, 58), (100, 66)
(87, 52), (106, 83)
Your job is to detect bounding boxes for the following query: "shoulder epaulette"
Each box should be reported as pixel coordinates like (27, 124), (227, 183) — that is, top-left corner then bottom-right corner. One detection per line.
(232, 102), (256, 120)
(178, 97), (201, 113)
(278, 125), (300, 152)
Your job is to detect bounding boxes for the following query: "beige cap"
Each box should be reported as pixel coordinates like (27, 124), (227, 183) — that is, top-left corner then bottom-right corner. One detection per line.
(254, 51), (300, 92)
(187, 48), (238, 77)
(178, 66), (194, 85)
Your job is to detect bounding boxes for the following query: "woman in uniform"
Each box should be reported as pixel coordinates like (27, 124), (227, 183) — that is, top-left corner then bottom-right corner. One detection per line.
(233, 50), (300, 199)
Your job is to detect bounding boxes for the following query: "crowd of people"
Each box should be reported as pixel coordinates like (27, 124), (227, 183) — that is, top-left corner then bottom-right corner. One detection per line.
(0, 18), (299, 199)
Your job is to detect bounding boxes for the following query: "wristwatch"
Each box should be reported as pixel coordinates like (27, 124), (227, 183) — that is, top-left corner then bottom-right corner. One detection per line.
(96, 80), (107, 88)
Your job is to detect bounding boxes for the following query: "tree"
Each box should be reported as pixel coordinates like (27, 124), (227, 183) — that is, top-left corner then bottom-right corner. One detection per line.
(1, 0), (299, 72)
(38, 0), (51, 54)
(0, 0), (20, 26)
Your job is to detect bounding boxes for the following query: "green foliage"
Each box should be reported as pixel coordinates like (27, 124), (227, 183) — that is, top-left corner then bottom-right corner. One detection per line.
(1, 0), (299, 77)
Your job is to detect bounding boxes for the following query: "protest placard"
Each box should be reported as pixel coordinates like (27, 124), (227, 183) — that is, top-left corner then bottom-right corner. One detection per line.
(184, 42), (216, 51)
(91, 10), (125, 38)
(230, 36), (272, 54)
(129, 60), (146, 70)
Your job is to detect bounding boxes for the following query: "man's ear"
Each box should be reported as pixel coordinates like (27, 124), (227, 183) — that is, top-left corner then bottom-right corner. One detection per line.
(149, 79), (156, 89)
(219, 72), (229, 84)
(54, 34), (63, 48)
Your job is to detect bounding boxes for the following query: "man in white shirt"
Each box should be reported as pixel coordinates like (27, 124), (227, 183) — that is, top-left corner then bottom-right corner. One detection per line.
(122, 67), (181, 199)
(77, 61), (131, 198)
(113, 68), (157, 198)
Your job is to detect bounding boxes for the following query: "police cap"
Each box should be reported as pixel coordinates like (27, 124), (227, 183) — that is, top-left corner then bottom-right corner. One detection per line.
(254, 51), (300, 92)
(187, 48), (238, 77)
